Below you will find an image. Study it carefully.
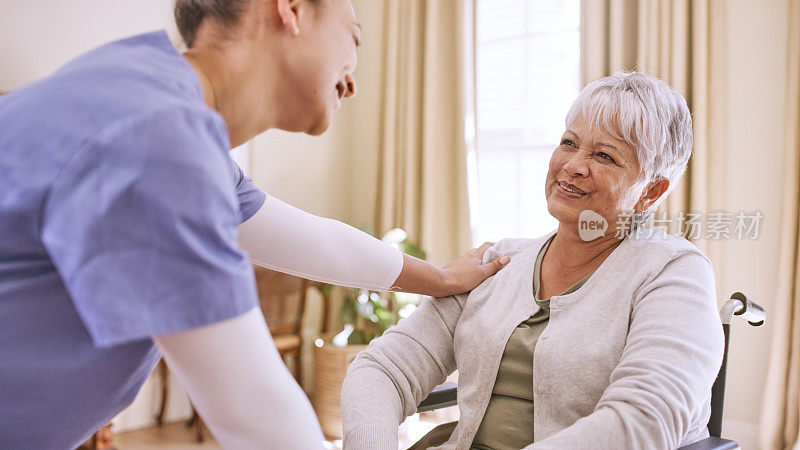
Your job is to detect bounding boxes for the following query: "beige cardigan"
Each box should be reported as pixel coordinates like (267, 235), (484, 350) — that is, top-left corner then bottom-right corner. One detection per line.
(341, 229), (725, 449)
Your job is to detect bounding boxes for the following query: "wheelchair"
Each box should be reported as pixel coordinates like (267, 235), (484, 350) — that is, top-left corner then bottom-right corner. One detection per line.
(411, 292), (766, 450)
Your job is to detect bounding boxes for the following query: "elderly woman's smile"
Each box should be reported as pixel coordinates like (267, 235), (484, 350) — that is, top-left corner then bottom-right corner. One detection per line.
(556, 181), (588, 197)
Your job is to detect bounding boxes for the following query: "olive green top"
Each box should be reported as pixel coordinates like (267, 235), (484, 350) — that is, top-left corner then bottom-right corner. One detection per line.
(471, 236), (594, 450)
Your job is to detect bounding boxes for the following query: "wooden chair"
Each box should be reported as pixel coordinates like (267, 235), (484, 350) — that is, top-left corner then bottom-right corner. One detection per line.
(253, 265), (310, 385)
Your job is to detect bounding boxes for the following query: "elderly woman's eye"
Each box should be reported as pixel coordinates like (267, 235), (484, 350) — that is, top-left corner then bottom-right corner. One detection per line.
(560, 139), (576, 148)
(597, 152), (616, 163)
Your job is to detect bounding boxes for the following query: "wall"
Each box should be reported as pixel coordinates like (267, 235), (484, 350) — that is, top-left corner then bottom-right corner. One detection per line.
(0, 1), (177, 90)
(249, 117), (350, 220)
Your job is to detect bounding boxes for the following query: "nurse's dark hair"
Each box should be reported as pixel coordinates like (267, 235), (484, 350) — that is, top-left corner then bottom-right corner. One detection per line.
(174, 0), (322, 48)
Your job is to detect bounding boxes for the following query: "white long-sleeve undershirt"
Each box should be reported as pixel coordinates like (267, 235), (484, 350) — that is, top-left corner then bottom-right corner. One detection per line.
(154, 307), (325, 449)
(238, 194), (404, 291)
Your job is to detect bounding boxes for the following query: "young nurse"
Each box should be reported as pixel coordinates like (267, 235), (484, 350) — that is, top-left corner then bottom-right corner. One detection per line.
(0, 0), (509, 447)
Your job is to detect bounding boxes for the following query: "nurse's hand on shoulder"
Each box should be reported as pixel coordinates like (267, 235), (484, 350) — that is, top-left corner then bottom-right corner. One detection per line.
(442, 242), (511, 286)
(440, 242), (510, 294)
(392, 242), (510, 298)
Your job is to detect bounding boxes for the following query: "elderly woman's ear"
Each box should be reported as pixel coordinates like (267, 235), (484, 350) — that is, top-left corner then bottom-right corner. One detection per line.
(635, 178), (670, 212)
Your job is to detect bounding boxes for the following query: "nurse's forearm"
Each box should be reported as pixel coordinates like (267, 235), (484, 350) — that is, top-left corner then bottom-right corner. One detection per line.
(238, 195), (403, 291)
(391, 243), (509, 297)
(238, 195), (509, 296)
(153, 307), (324, 449)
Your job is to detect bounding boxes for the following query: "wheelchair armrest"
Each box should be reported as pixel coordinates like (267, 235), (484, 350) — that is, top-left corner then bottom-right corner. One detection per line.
(416, 382), (457, 413)
(677, 437), (739, 450)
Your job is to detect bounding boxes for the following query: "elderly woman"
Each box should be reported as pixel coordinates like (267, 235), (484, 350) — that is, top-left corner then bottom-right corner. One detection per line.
(341, 72), (725, 450)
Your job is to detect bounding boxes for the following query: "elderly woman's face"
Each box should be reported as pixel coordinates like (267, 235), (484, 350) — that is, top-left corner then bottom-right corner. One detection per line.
(545, 115), (643, 231)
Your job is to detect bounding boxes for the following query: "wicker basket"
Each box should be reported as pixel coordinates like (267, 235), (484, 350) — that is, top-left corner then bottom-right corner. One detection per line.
(312, 335), (367, 440)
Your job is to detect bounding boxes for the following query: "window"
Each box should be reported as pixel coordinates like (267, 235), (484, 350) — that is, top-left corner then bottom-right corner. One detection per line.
(469, 0), (580, 244)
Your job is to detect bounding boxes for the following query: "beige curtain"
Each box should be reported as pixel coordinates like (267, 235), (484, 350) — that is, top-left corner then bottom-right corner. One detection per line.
(760, 2), (800, 448)
(581, 0), (727, 256)
(372, 0), (473, 266)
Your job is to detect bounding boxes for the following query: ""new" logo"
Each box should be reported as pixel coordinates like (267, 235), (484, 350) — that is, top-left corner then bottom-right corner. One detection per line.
(578, 210), (608, 241)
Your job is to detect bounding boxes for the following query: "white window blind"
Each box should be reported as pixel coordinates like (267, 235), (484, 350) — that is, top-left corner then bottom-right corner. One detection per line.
(470, 0), (580, 244)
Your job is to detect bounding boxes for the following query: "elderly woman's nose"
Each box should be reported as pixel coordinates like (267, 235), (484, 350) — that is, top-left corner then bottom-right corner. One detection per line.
(562, 151), (589, 177)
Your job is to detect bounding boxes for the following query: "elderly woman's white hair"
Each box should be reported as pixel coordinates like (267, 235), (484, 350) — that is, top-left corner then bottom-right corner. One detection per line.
(565, 71), (693, 211)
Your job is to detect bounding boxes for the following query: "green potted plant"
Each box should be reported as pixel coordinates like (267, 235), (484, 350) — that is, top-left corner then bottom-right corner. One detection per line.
(332, 227), (425, 346)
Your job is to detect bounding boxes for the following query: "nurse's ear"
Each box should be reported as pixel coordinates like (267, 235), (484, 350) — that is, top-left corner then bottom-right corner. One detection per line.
(275, 0), (305, 36)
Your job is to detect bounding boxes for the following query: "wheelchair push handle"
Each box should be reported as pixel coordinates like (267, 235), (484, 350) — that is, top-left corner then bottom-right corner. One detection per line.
(720, 292), (765, 326)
